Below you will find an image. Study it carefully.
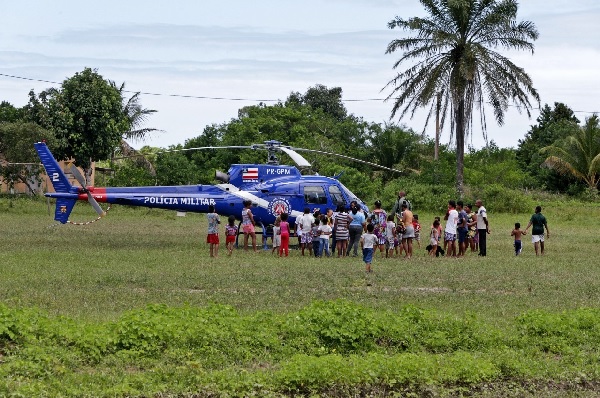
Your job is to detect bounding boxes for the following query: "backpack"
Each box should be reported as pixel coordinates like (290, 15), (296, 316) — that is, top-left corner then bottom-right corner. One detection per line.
(398, 197), (412, 211)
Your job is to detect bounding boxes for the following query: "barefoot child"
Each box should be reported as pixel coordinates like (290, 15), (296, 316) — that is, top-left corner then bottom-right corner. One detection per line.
(429, 219), (440, 257)
(206, 205), (221, 257)
(412, 214), (421, 249)
(225, 215), (238, 255)
(360, 223), (378, 273)
(511, 222), (527, 256)
(385, 214), (396, 258)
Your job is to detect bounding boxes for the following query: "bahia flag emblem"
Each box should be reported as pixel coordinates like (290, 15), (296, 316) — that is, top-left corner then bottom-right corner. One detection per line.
(242, 167), (259, 181)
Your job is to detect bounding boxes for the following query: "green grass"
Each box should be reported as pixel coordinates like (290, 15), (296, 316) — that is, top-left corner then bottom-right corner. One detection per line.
(2, 197), (599, 323)
(2, 197), (600, 396)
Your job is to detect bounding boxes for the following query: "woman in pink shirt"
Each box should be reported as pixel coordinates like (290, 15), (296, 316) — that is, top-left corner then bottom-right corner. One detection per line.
(278, 212), (291, 257)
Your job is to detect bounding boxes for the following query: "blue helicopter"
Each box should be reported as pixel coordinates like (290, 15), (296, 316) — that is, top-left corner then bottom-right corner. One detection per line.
(34, 140), (402, 233)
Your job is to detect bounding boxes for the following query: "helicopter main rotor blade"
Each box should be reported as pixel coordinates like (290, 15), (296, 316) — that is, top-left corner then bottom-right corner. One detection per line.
(278, 146), (311, 168)
(112, 146), (256, 160)
(291, 148), (404, 174)
(69, 164), (106, 216)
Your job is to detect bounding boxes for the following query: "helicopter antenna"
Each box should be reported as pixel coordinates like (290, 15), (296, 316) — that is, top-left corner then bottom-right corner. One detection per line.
(290, 147), (404, 174)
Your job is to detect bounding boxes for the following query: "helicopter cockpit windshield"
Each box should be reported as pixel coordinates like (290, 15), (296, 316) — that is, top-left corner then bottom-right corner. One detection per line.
(328, 185), (345, 207)
(338, 182), (368, 212)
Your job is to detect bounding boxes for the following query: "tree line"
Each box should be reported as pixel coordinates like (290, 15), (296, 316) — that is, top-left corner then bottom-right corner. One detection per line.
(0, 71), (598, 212)
(2, 0), (599, 208)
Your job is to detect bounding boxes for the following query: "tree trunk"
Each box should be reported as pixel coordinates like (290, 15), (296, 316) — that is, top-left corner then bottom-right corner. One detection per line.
(455, 99), (465, 197)
(434, 91), (441, 161)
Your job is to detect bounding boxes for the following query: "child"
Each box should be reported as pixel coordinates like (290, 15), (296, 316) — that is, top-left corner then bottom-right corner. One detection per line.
(225, 215), (238, 256)
(394, 236), (401, 257)
(279, 213), (291, 257)
(385, 214), (396, 258)
(360, 223), (378, 273)
(318, 214), (332, 257)
(429, 219), (440, 257)
(395, 219), (406, 257)
(434, 216), (443, 243)
(271, 216), (281, 255)
(206, 204), (221, 257)
(412, 214), (421, 249)
(511, 222), (527, 256)
(311, 218), (321, 257)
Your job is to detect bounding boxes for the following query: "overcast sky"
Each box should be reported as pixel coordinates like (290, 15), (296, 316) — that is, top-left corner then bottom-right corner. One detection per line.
(1, 0), (598, 150)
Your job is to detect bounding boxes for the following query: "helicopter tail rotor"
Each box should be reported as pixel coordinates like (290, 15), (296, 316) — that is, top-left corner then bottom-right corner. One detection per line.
(69, 164), (106, 217)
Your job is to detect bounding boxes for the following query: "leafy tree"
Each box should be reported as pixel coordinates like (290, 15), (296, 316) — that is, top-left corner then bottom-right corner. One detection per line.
(516, 102), (580, 191)
(541, 115), (600, 193)
(464, 142), (532, 189)
(154, 147), (202, 186)
(23, 89), (52, 127)
(43, 68), (130, 176)
(384, 0), (540, 195)
(109, 160), (156, 187)
(369, 123), (424, 179)
(202, 93), (375, 175)
(288, 84), (348, 122)
(182, 126), (227, 184)
(0, 101), (24, 122)
(0, 121), (54, 193)
(417, 141), (457, 185)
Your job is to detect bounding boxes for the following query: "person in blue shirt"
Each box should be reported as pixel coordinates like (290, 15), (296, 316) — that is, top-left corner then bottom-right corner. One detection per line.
(347, 200), (366, 257)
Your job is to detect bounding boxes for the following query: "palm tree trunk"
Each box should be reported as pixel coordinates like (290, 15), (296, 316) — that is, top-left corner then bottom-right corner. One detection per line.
(455, 99), (465, 197)
(434, 91), (441, 161)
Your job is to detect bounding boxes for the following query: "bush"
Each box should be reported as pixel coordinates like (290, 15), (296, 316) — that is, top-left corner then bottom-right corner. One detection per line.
(467, 184), (535, 213)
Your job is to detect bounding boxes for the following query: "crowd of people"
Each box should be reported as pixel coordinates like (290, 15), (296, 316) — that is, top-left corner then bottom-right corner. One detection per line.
(205, 192), (551, 268)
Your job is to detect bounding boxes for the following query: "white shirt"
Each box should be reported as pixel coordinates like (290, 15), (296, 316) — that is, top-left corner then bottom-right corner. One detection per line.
(361, 233), (378, 249)
(477, 206), (487, 230)
(299, 213), (315, 233)
(386, 221), (396, 239)
(445, 209), (458, 234)
(318, 224), (332, 238)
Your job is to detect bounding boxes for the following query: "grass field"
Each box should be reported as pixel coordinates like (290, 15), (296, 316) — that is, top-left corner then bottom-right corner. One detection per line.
(3, 197), (599, 322)
(2, 197), (600, 396)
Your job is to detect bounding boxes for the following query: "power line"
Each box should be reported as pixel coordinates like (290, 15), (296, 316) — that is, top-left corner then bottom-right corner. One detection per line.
(0, 72), (598, 114)
(0, 72), (280, 102)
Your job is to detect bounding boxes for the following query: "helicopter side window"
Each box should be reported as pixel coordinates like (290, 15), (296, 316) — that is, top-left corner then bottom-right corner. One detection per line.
(304, 186), (327, 205)
(328, 185), (346, 207)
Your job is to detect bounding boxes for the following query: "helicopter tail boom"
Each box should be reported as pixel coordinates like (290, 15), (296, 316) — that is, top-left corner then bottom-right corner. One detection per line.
(34, 142), (80, 223)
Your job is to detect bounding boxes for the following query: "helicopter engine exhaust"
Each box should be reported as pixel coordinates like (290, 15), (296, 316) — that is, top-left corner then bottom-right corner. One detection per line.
(215, 170), (230, 183)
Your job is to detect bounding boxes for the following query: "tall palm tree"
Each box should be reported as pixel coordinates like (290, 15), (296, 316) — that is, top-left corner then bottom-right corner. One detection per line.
(542, 115), (600, 192)
(112, 82), (161, 175)
(384, 0), (540, 194)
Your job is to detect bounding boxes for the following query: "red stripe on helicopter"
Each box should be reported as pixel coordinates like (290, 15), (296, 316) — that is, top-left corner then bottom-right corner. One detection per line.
(77, 187), (108, 202)
(242, 168), (259, 180)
